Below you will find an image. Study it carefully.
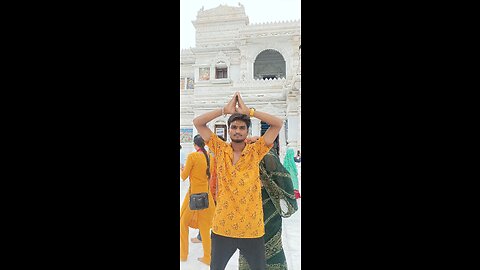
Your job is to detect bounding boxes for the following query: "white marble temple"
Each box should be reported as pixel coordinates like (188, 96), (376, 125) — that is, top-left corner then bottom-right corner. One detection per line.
(180, 3), (301, 159)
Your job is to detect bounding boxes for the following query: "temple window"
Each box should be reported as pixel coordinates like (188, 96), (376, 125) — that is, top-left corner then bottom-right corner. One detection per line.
(254, 49), (286, 80)
(215, 67), (228, 79)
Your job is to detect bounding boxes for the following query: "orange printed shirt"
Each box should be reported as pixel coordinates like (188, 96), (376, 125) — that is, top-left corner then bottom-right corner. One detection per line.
(209, 153), (218, 201)
(206, 132), (271, 238)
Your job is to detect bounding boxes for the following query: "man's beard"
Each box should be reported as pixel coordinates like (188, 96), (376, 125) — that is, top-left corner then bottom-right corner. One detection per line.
(231, 138), (244, 143)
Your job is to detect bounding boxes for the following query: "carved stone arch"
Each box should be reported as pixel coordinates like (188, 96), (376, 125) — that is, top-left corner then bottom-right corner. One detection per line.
(253, 47), (293, 69)
(252, 47), (287, 62)
(253, 48), (287, 80)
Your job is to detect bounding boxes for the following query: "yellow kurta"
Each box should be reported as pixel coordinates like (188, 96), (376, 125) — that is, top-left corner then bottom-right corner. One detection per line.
(180, 151), (215, 264)
(206, 133), (271, 238)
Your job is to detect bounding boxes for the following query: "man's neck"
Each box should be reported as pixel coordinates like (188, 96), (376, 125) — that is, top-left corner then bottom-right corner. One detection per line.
(230, 141), (246, 152)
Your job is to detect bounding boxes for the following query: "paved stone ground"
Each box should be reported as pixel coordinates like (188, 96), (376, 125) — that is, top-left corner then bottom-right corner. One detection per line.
(180, 163), (301, 270)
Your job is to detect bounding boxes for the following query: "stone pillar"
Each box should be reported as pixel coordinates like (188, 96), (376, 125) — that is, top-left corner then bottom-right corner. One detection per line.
(279, 124), (287, 160)
(287, 115), (299, 151)
(248, 118), (257, 137)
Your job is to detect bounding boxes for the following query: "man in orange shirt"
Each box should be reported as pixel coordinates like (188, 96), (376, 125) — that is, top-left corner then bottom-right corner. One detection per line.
(193, 92), (283, 270)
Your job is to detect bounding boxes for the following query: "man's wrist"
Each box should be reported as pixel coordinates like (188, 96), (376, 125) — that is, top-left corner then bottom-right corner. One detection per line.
(249, 107), (255, 117)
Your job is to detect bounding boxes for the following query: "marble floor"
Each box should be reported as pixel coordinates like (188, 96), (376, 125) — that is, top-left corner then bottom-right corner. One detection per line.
(180, 163), (301, 270)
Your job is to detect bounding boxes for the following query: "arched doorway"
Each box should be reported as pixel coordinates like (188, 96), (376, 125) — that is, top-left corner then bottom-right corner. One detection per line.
(254, 49), (286, 80)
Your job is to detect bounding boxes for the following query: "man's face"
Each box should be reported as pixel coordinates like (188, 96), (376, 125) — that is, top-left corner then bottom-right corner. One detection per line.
(229, 120), (248, 143)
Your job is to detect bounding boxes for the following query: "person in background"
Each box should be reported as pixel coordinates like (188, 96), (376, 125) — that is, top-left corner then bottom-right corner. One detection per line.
(238, 136), (298, 270)
(284, 148), (300, 199)
(191, 135), (226, 244)
(180, 135), (216, 265)
(294, 150), (301, 163)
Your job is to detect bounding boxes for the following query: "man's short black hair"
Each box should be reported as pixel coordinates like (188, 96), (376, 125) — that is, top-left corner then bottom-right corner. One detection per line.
(227, 113), (251, 129)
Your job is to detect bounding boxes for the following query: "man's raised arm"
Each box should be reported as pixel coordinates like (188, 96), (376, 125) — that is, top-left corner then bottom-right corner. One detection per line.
(193, 93), (238, 142)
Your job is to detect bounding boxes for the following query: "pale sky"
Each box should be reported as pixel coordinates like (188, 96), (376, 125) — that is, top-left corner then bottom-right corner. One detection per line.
(180, 0), (301, 50)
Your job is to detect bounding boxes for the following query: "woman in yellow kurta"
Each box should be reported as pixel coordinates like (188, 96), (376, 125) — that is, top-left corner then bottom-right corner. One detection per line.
(180, 135), (216, 265)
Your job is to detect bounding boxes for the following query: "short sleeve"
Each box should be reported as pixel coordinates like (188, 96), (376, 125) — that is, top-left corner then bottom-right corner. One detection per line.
(253, 136), (272, 160)
(205, 132), (227, 156)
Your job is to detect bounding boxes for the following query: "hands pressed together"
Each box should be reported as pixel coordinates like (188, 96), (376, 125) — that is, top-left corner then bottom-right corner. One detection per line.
(225, 92), (259, 144)
(223, 92), (250, 115)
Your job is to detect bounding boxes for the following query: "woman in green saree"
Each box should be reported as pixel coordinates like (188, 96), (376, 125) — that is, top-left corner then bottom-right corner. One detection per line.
(239, 142), (298, 270)
(284, 148), (300, 199)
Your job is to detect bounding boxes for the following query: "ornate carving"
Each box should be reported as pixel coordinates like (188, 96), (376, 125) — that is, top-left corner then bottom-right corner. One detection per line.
(212, 51), (231, 66)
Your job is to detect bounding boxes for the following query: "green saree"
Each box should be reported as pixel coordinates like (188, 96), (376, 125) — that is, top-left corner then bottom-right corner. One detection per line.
(283, 148), (299, 191)
(239, 148), (298, 270)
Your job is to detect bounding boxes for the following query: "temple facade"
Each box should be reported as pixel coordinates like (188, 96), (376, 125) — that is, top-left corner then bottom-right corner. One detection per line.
(180, 3), (301, 160)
